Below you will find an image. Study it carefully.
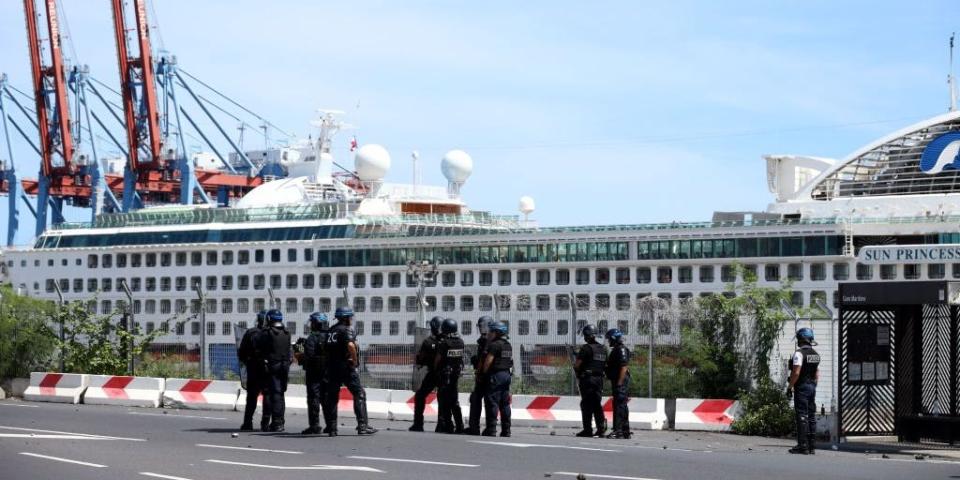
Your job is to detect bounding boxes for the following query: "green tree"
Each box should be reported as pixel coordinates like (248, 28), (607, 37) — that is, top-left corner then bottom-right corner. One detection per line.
(0, 285), (57, 378)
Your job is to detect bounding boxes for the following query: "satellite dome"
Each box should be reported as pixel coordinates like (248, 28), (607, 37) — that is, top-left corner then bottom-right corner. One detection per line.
(519, 196), (536, 215)
(354, 144), (391, 182)
(441, 149), (473, 183)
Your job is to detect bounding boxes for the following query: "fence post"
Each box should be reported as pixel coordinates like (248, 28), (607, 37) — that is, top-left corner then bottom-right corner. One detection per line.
(52, 281), (64, 372)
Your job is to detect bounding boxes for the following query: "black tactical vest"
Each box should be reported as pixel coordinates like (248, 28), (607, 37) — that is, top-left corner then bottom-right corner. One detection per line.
(584, 342), (607, 373)
(490, 338), (513, 372)
(326, 323), (355, 368)
(417, 335), (440, 368)
(796, 344), (820, 384)
(302, 331), (328, 372)
(265, 327), (291, 363)
(440, 335), (465, 374)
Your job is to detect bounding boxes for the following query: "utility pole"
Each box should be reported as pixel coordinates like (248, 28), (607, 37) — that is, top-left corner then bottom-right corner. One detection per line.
(193, 282), (206, 379)
(406, 260), (437, 327)
(569, 292), (578, 396)
(120, 279), (135, 375)
(52, 281), (64, 372)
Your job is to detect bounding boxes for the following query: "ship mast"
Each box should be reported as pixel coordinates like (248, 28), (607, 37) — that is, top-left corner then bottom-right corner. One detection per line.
(950, 32), (957, 112)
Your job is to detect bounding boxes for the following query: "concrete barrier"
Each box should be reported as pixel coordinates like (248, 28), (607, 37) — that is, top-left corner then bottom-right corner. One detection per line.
(674, 398), (740, 432)
(23, 372), (88, 404)
(388, 390), (437, 421)
(83, 375), (164, 408)
(162, 378), (240, 411)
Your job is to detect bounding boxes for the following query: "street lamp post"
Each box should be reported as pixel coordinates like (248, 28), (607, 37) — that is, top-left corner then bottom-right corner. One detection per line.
(193, 282), (207, 379)
(119, 279), (135, 375)
(406, 260), (437, 327)
(815, 298), (838, 448)
(52, 281), (64, 372)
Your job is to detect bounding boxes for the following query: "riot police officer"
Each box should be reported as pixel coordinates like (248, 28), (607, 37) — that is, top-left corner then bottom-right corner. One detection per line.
(788, 327), (820, 454)
(257, 309), (291, 432)
(574, 324), (608, 437)
(325, 307), (378, 436)
(410, 316), (443, 432)
(604, 328), (631, 439)
(465, 316), (492, 435)
(298, 312), (332, 435)
(238, 311), (271, 431)
(480, 321), (512, 437)
(435, 318), (465, 434)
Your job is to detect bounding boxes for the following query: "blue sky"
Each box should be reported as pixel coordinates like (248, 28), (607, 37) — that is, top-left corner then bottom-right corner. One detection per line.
(0, 1), (957, 244)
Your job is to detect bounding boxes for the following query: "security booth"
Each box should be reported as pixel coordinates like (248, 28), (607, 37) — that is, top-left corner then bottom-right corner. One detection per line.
(838, 281), (960, 445)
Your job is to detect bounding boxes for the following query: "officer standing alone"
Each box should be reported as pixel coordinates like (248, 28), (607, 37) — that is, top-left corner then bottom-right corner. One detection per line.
(410, 316), (443, 432)
(325, 307), (378, 436)
(788, 327), (820, 455)
(574, 324), (608, 437)
(298, 312), (332, 435)
(604, 328), (632, 439)
(465, 316), (492, 435)
(257, 309), (291, 432)
(238, 311), (271, 431)
(480, 321), (513, 437)
(434, 318), (465, 434)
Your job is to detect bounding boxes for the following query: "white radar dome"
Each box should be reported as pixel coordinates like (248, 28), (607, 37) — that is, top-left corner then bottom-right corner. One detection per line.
(519, 196), (536, 215)
(441, 149), (473, 183)
(354, 144), (391, 182)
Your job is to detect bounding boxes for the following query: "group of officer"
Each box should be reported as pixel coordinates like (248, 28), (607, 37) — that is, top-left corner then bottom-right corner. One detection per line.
(237, 307), (377, 436)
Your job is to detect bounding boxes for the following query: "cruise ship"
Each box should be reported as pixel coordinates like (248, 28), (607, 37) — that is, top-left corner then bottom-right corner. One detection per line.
(3, 109), (960, 393)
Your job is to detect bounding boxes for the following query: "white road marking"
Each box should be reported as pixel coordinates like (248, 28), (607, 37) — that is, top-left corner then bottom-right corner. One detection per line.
(140, 473), (195, 480)
(205, 459), (383, 472)
(196, 443), (302, 455)
(469, 440), (619, 452)
(0, 434), (113, 440)
(19, 452), (107, 468)
(129, 412), (226, 421)
(0, 425), (145, 442)
(868, 457), (960, 465)
(0, 403), (39, 408)
(348, 455), (479, 467)
(553, 472), (660, 480)
(577, 442), (711, 453)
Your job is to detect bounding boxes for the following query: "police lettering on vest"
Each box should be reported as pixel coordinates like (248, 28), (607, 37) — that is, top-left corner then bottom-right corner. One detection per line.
(439, 336), (466, 374)
(327, 323), (356, 369)
(793, 345), (820, 384)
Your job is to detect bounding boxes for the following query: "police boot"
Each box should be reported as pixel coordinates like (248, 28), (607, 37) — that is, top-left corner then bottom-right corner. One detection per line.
(260, 421), (271, 432)
(239, 423), (254, 432)
(807, 434), (816, 455)
(452, 408), (465, 434)
(357, 425), (378, 435)
(409, 423), (424, 432)
(594, 419), (607, 438)
(481, 427), (497, 437)
(576, 411), (593, 437)
(301, 426), (321, 435)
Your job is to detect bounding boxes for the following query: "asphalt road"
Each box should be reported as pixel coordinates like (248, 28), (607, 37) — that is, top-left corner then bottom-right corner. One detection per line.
(0, 399), (955, 480)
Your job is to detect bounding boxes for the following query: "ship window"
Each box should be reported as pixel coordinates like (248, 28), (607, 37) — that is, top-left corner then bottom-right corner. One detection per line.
(556, 269), (570, 285)
(596, 294), (610, 310)
(221, 299), (233, 314)
(303, 248), (313, 263)
(302, 297), (314, 312)
(856, 263), (873, 280)
(56, 278), (69, 293)
(790, 291), (803, 307)
(190, 252), (202, 266)
(270, 249), (280, 263)
(117, 254), (127, 268)
(460, 271), (474, 287)
(371, 321), (382, 336)
(237, 250), (249, 265)
(221, 276), (233, 291)
(73, 278), (83, 292)
(810, 291), (827, 308)
(787, 263), (803, 281)
(597, 319), (608, 333)
(320, 274), (332, 289)
(205, 321), (215, 335)
(369, 273), (383, 288)
(460, 296), (474, 311)
(558, 320), (569, 336)
(87, 255), (98, 268)
(354, 273), (365, 288)
(284, 298), (297, 313)
(517, 320), (530, 336)
(101, 300), (112, 314)
(129, 253), (140, 267)
(285, 275), (298, 289)
(287, 248), (297, 262)
(388, 296), (401, 312)
(479, 295), (493, 311)
(102, 278), (113, 292)
(765, 264), (780, 281)
(173, 252), (185, 266)
(536, 269), (550, 285)
(45, 279), (55, 293)
(318, 298), (331, 312)
(721, 265), (736, 283)
(536, 294), (550, 311)
(205, 251), (217, 266)
(442, 295), (455, 311)
(238, 298), (249, 313)
(254, 249), (264, 263)
(47, 259), (53, 267)
(904, 264), (921, 280)
(833, 263), (849, 281)
(497, 294), (511, 311)
(615, 267), (630, 284)
(221, 251), (233, 265)
(188, 321), (198, 335)
(596, 268), (610, 285)
(369, 297), (382, 312)
(556, 294), (570, 310)
(575, 268), (589, 285)
(636, 267), (651, 284)
(498, 270), (511, 286)
(218, 320), (229, 335)
(206, 299), (216, 313)
(462, 321), (472, 336)
(616, 294), (631, 310)
(952, 264), (960, 279)
(253, 275), (265, 290)
(102, 254), (113, 268)
(205, 276), (217, 291)
(657, 267), (672, 283)
(536, 320), (548, 336)
(514, 270), (529, 286)
(389, 321), (399, 336)
(87, 278), (98, 292)
(699, 266), (714, 283)
(479, 270), (492, 286)
(160, 252), (171, 267)
(335, 274), (347, 289)
(269, 275), (281, 289)
(424, 296), (436, 311)
(678, 266), (693, 283)
(657, 293), (672, 304)
(130, 277), (142, 292)
(880, 264), (897, 280)
(405, 296), (418, 312)
(515, 294), (530, 311)
(353, 297), (365, 312)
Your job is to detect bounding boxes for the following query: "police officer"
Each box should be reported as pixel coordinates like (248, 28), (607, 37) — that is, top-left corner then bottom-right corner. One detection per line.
(238, 311), (271, 431)
(465, 316), (492, 435)
(480, 321), (512, 437)
(604, 328), (631, 439)
(298, 312), (332, 435)
(574, 324), (608, 437)
(435, 318), (465, 434)
(410, 316), (443, 432)
(325, 307), (378, 436)
(257, 309), (291, 432)
(788, 327), (820, 455)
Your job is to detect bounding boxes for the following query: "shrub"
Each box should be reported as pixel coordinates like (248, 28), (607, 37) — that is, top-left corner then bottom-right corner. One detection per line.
(731, 379), (794, 437)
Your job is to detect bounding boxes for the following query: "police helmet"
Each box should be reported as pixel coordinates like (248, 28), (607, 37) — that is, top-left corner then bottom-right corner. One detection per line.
(334, 307), (354, 319)
(605, 328), (623, 343)
(441, 318), (458, 335)
(255, 310), (268, 328)
(796, 327), (817, 346)
(477, 315), (493, 334)
(489, 321), (508, 335)
(581, 324), (598, 339)
(309, 312), (329, 331)
(429, 316), (443, 335)
(266, 309), (284, 327)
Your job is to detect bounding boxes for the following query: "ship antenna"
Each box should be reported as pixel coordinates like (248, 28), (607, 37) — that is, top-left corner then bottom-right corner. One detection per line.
(950, 32), (957, 112)
(411, 150), (420, 195)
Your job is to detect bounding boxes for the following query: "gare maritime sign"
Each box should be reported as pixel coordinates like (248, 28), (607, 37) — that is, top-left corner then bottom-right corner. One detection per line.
(858, 244), (960, 264)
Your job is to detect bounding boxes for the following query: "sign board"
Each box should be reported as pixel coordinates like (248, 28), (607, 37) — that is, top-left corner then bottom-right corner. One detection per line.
(858, 244), (960, 264)
(839, 281), (956, 306)
(846, 324), (891, 386)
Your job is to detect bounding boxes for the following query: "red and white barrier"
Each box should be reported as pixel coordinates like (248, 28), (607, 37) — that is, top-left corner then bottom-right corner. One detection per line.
(674, 398), (740, 432)
(84, 375), (164, 408)
(507, 395), (668, 430)
(162, 379), (240, 411)
(23, 372), (88, 404)
(389, 390), (438, 421)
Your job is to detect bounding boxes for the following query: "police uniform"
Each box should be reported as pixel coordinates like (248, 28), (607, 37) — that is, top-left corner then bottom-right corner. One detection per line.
(325, 321), (376, 434)
(605, 343), (631, 438)
(411, 332), (441, 431)
(791, 343), (820, 453)
(576, 340), (608, 436)
(238, 325), (271, 431)
(483, 336), (513, 436)
(466, 333), (489, 434)
(301, 326), (331, 433)
(435, 332), (465, 433)
(257, 323), (291, 432)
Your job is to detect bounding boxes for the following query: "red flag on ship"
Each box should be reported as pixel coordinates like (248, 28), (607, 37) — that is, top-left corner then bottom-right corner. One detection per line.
(350, 136), (358, 152)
